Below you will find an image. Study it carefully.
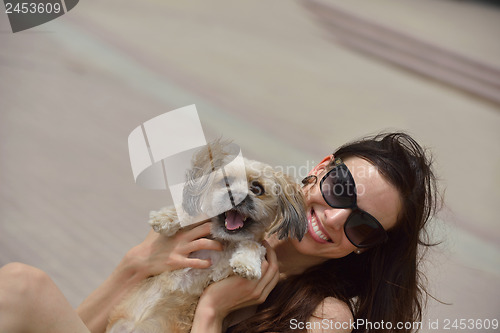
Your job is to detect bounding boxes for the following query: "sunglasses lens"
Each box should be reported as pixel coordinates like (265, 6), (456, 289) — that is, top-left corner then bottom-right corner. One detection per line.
(345, 211), (387, 247)
(321, 167), (356, 208)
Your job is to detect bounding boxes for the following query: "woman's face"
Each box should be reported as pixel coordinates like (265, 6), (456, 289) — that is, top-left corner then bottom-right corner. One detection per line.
(291, 155), (401, 259)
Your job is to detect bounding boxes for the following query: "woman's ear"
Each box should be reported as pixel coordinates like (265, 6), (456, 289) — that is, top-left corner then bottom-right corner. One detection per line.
(309, 155), (334, 177)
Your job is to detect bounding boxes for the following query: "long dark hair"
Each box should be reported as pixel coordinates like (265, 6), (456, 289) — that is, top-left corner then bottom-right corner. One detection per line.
(231, 132), (440, 333)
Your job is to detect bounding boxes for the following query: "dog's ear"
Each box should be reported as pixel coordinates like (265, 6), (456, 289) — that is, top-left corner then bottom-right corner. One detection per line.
(182, 171), (212, 216)
(181, 139), (232, 216)
(267, 173), (307, 240)
(181, 140), (223, 216)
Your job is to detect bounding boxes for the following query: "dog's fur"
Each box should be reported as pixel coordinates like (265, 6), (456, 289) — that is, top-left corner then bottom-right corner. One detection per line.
(106, 141), (306, 333)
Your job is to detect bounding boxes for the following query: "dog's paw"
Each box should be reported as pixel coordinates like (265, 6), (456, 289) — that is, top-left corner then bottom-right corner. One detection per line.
(232, 262), (262, 280)
(229, 241), (266, 280)
(148, 207), (181, 236)
(230, 257), (262, 280)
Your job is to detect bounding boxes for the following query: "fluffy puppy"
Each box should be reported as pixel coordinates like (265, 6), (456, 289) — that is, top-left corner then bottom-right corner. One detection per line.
(106, 141), (306, 333)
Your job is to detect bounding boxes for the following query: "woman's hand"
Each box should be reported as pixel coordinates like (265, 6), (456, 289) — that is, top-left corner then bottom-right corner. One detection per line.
(191, 241), (280, 332)
(124, 222), (223, 279)
(78, 222), (222, 333)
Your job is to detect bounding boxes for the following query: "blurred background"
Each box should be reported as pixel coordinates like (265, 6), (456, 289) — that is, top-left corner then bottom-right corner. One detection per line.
(1, 0), (499, 331)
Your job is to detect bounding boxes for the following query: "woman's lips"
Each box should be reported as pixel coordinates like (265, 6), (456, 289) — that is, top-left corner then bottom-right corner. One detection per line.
(307, 209), (332, 244)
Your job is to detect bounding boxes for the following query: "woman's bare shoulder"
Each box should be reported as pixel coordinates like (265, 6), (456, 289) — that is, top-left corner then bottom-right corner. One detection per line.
(309, 297), (353, 332)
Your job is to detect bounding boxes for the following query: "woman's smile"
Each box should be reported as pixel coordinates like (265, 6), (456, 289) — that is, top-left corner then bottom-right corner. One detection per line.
(307, 209), (332, 244)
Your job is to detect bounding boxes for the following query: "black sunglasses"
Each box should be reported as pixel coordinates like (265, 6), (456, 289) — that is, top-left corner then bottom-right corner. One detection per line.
(319, 158), (388, 248)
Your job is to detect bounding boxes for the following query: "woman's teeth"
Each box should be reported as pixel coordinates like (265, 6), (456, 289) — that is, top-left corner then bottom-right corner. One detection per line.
(311, 214), (330, 242)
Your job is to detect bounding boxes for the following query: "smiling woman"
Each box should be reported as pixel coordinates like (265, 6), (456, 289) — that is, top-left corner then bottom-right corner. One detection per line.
(218, 132), (440, 333)
(301, 157), (397, 250)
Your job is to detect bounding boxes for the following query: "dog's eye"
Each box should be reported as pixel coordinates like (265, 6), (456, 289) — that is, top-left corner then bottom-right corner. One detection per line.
(250, 181), (265, 196)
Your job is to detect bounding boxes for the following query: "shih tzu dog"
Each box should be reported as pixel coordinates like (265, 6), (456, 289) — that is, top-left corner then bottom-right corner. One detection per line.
(106, 140), (306, 333)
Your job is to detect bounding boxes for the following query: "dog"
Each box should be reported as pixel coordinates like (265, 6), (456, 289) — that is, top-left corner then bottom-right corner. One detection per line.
(106, 140), (306, 333)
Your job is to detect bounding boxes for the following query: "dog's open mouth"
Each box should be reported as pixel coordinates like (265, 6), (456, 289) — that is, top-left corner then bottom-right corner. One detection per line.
(223, 210), (250, 232)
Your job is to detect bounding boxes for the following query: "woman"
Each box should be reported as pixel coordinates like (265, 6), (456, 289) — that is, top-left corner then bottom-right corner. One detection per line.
(0, 132), (438, 333)
(190, 132), (439, 333)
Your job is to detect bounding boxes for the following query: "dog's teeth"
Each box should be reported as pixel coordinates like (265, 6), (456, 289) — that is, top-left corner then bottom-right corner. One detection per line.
(243, 216), (247, 222)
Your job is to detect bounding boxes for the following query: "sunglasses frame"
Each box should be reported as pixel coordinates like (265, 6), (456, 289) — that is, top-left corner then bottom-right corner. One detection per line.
(319, 158), (388, 248)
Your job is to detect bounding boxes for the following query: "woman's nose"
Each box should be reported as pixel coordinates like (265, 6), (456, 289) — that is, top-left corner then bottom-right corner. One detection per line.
(323, 208), (351, 231)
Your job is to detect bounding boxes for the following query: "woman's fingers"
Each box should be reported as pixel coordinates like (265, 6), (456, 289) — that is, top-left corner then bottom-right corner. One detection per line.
(180, 222), (213, 241)
(260, 240), (279, 279)
(178, 223), (223, 255)
(164, 222), (223, 270)
(194, 240), (281, 319)
(186, 238), (223, 253)
(239, 240), (280, 304)
(182, 257), (212, 269)
(258, 263), (280, 303)
(263, 240), (278, 267)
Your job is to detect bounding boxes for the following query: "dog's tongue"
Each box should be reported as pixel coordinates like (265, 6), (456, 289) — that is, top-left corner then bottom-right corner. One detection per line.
(225, 210), (244, 231)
